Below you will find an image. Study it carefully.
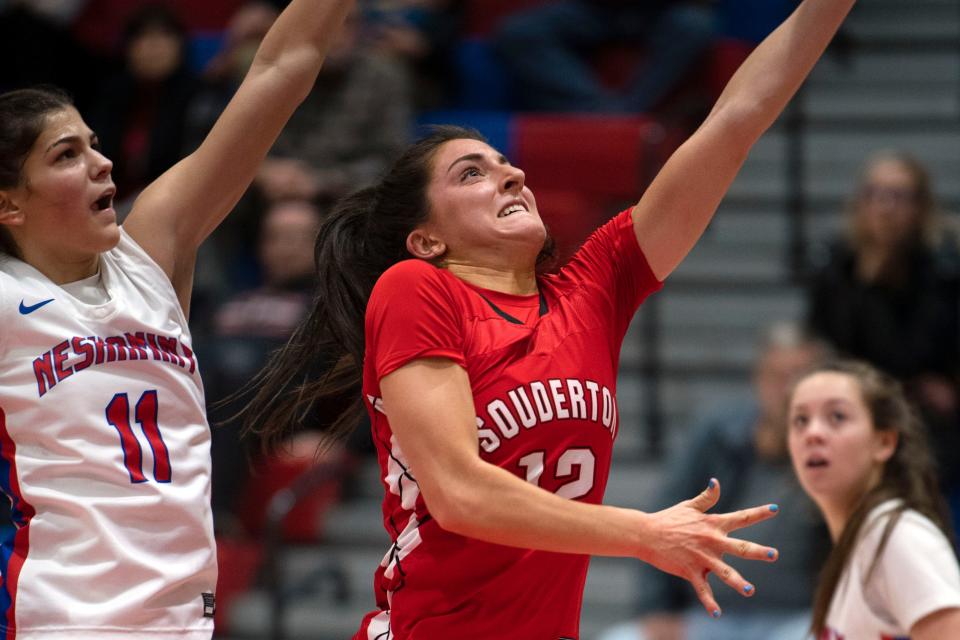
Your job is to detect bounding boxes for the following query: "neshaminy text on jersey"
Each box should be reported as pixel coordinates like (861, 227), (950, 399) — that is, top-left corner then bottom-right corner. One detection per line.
(31, 332), (196, 397)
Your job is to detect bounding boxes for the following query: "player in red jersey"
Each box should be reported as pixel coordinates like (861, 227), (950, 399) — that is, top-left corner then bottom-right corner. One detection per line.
(242, 1), (857, 638)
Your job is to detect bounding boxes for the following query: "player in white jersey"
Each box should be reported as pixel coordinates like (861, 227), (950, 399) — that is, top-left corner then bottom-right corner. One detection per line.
(0, 1), (354, 637)
(788, 361), (960, 639)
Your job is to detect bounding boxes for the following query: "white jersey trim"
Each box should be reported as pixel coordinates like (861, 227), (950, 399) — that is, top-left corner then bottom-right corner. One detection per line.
(13, 631), (213, 639)
(0, 260), (10, 358)
(115, 227), (189, 329)
(366, 611), (392, 640)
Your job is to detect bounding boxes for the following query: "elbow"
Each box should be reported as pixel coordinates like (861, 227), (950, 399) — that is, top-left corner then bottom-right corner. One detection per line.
(706, 101), (772, 156)
(420, 479), (487, 537)
(250, 49), (323, 104)
(429, 503), (472, 536)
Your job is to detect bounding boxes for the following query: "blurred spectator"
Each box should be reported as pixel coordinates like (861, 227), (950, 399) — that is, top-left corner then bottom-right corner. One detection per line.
(71, 0), (244, 57)
(182, 2), (281, 316)
(204, 199), (322, 532)
(185, 2), (412, 309)
(87, 4), (199, 208)
(492, 1), (716, 113)
(186, 1), (280, 152)
(600, 323), (831, 640)
(361, 0), (463, 109)
(253, 7), (412, 204)
(204, 199), (372, 538)
(213, 199), (319, 340)
(806, 151), (960, 497)
(0, 0), (99, 106)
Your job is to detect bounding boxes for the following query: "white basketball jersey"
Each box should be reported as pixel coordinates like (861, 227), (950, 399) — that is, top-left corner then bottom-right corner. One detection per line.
(0, 229), (216, 639)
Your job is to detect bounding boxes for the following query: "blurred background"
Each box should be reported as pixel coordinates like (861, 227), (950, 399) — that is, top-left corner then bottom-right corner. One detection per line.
(2, 0), (959, 638)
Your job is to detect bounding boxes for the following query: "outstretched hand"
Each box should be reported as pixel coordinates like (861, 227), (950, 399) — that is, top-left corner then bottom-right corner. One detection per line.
(639, 478), (779, 617)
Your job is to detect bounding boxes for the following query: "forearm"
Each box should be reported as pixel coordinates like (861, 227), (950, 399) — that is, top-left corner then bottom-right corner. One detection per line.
(252, 0), (355, 94)
(383, 360), (776, 615)
(709, 0), (855, 138)
(629, 0), (855, 280)
(912, 607), (960, 640)
(434, 457), (653, 559)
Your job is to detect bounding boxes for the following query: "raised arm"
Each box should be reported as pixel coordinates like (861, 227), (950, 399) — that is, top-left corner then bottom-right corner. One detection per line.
(381, 358), (780, 617)
(123, 0), (354, 308)
(634, 0), (856, 281)
(912, 608), (960, 640)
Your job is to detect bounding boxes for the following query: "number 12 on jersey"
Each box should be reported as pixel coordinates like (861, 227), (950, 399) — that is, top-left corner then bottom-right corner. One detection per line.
(518, 448), (596, 499)
(106, 390), (172, 483)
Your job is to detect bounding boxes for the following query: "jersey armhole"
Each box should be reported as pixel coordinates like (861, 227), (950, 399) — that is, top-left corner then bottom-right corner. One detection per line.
(116, 226), (191, 329)
(0, 272), (9, 358)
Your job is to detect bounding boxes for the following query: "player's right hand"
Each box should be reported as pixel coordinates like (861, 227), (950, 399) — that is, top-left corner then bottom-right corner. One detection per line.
(636, 478), (780, 618)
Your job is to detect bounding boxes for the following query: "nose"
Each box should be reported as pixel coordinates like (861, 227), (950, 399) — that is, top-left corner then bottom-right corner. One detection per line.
(91, 148), (114, 180)
(803, 418), (827, 445)
(500, 164), (526, 194)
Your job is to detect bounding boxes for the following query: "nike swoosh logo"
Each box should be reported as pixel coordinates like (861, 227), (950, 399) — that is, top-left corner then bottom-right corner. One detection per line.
(19, 298), (55, 315)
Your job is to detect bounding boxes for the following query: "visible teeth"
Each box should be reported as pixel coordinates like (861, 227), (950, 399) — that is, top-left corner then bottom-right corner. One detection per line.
(499, 204), (527, 218)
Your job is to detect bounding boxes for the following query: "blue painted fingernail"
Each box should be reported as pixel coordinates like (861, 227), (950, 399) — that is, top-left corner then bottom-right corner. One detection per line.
(743, 584), (754, 594)
(767, 549), (776, 559)
(712, 609), (721, 618)
(769, 504), (779, 512)
(708, 479), (716, 489)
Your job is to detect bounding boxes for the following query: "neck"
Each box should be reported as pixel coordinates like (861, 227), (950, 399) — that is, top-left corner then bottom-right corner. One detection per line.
(445, 261), (538, 295)
(856, 237), (915, 282)
(819, 466), (885, 542)
(820, 503), (850, 542)
(19, 245), (100, 284)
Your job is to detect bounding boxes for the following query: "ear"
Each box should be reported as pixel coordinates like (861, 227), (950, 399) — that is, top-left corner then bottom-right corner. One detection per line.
(0, 191), (24, 227)
(873, 429), (898, 464)
(405, 227), (446, 260)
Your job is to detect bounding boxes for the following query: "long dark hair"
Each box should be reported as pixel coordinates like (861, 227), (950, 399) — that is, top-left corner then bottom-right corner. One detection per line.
(798, 360), (953, 635)
(0, 86), (74, 258)
(239, 126), (554, 451)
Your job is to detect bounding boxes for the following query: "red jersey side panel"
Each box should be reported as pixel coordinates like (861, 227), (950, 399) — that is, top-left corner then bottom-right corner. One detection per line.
(357, 209), (661, 640)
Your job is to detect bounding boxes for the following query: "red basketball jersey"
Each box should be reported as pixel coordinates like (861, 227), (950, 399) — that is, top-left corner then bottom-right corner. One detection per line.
(356, 209), (661, 640)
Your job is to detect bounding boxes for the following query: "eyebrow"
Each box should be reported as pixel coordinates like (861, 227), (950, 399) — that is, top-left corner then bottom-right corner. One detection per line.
(792, 397), (853, 412)
(46, 132), (97, 154)
(447, 152), (510, 174)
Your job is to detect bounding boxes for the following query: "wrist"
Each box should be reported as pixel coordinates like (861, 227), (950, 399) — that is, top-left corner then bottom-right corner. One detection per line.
(619, 507), (658, 561)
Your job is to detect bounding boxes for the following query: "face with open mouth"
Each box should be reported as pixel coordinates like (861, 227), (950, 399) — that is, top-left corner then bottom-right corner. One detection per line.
(787, 371), (896, 514)
(4, 106), (120, 263)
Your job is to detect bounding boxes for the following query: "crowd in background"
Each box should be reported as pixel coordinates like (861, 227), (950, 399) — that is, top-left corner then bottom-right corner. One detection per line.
(2, 1), (958, 638)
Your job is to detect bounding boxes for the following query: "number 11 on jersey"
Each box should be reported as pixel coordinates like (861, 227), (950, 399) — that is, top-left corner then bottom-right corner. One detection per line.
(106, 390), (172, 483)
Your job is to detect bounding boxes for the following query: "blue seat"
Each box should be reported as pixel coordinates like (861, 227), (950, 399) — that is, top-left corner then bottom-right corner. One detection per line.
(189, 31), (226, 74)
(454, 37), (511, 111)
(717, 0), (797, 43)
(415, 109), (516, 159)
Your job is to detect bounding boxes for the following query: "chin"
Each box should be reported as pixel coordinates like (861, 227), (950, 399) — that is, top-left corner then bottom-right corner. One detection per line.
(96, 225), (122, 252)
(507, 215), (546, 238)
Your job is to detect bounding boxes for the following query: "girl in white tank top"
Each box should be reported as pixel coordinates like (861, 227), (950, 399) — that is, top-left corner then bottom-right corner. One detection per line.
(0, 1), (354, 636)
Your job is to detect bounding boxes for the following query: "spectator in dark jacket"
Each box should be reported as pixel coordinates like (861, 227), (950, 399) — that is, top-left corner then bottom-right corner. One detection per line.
(806, 150), (960, 497)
